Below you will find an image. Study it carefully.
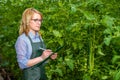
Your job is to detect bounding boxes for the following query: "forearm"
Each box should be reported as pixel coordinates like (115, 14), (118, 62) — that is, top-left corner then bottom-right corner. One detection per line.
(27, 49), (54, 67)
(27, 57), (43, 67)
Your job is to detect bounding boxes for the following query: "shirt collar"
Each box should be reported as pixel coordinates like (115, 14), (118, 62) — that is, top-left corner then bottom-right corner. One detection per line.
(28, 31), (39, 39)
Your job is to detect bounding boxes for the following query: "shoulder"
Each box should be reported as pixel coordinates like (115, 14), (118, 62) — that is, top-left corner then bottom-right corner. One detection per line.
(15, 33), (30, 44)
(18, 33), (28, 40)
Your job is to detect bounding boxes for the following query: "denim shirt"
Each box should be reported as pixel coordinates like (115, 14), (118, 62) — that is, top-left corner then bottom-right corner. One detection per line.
(15, 32), (44, 69)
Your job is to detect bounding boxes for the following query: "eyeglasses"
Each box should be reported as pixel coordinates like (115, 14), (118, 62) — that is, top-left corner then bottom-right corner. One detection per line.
(31, 19), (42, 22)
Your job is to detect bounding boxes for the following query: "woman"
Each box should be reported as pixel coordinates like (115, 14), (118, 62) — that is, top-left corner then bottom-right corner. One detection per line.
(15, 8), (57, 80)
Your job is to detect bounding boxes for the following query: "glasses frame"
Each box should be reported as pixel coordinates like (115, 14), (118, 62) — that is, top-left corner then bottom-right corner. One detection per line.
(31, 19), (42, 22)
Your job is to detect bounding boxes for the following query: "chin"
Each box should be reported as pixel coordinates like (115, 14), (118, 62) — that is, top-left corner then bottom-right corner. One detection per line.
(35, 28), (40, 31)
(35, 30), (39, 32)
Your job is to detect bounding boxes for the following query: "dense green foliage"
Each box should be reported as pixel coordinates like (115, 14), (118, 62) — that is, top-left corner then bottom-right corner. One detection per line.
(0, 0), (120, 80)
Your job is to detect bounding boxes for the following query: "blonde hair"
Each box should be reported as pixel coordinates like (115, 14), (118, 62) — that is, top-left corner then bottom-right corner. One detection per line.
(19, 8), (42, 35)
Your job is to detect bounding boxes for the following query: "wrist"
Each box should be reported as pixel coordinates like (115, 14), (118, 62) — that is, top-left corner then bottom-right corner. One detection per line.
(39, 56), (43, 62)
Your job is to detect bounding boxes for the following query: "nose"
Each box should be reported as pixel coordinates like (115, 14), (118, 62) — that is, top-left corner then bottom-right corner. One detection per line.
(38, 20), (42, 24)
(36, 21), (41, 26)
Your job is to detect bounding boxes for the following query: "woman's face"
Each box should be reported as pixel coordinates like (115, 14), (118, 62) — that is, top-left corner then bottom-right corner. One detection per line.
(29, 13), (42, 34)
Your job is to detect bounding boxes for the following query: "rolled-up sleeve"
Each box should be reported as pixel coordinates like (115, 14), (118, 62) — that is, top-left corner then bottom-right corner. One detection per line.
(15, 37), (29, 69)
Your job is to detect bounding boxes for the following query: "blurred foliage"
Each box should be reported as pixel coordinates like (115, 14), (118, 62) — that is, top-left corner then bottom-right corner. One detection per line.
(0, 0), (120, 80)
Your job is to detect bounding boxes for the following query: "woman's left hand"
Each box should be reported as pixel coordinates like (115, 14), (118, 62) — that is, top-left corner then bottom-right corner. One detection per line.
(50, 53), (57, 60)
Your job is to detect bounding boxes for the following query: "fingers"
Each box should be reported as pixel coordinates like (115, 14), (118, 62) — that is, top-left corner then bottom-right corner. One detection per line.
(44, 49), (53, 55)
(50, 53), (57, 60)
(41, 49), (58, 60)
(41, 49), (52, 59)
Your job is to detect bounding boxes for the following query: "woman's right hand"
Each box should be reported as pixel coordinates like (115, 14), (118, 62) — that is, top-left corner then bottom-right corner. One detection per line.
(41, 49), (52, 60)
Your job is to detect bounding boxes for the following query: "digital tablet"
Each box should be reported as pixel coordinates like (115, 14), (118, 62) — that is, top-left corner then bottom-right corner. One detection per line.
(39, 45), (64, 62)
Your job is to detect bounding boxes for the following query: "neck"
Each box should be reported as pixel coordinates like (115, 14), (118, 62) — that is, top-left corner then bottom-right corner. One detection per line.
(29, 30), (37, 35)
